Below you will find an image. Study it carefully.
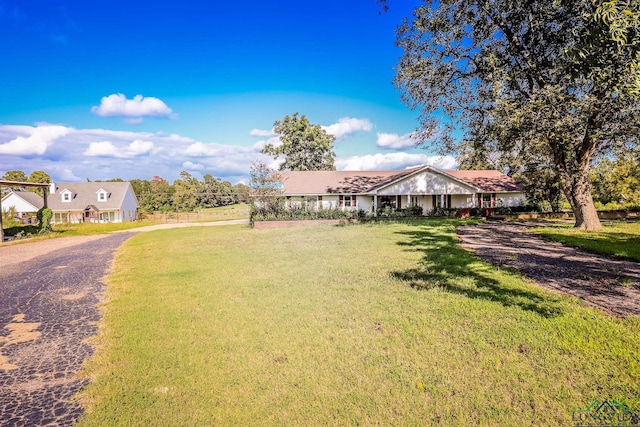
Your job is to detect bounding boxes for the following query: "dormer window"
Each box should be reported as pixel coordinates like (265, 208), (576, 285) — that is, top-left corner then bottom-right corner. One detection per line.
(97, 189), (108, 202)
(61, 189), (73, 203)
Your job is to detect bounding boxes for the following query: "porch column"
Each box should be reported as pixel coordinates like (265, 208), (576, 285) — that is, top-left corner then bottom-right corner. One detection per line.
(407, 194), (411, 206)
(373, 195), (378, 216)
(440, 194), (445, 208)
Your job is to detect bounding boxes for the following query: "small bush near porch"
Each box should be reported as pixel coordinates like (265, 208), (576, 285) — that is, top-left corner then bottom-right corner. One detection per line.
(79, 221), (640, 426)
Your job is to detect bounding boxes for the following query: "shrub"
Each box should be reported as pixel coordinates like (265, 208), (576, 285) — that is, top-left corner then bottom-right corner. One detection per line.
(37, 207), (53, 234)
(427, 207), (459, 218)
(405, 204), (424, 216)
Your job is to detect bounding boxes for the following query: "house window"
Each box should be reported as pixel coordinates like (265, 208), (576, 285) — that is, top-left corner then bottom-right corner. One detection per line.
(339, 195), (356, 208)
(98, 191), (107, 202)
(432, 195), (452, 208)
(53, 212), (68, 223)
(410, 196), (419, 206)
(101, 211), (116, 222)
(62, 192), (71, 202)
(482, 193), (496, 208)
(379, 196), (396, 209)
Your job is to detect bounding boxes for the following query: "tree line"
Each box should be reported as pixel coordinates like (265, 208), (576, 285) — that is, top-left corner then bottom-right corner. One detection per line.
(130, 171), (248, 213)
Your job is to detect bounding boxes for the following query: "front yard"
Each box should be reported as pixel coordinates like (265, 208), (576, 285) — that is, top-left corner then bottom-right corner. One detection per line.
(79, 220), (640, 426)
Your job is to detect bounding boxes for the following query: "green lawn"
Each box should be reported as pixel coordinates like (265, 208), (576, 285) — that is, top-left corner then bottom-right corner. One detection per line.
(533, 220), (640, 261)
(79, 220), (640, 426)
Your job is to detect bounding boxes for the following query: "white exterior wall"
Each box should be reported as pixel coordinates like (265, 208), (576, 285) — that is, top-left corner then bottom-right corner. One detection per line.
(119, 187), (139, 222)
(356, 196), (373, 212)
(496, 193), (525, 207)
(1, 193), (39, 213)
(451, 194), (477, 208)
(319, 195), (340, 209)
(377, 171), (476, 196)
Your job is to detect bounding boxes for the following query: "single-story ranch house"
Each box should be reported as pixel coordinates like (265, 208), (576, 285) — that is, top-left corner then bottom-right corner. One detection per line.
(1, 182), (139, 224)
(279, 165), (525, 214)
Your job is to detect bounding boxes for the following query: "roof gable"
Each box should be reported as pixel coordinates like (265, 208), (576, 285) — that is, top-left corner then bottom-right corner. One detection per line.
(1, 191), (45, 211)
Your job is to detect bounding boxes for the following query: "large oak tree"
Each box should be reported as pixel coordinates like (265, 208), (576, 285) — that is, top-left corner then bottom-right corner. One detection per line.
(261, 112), (336, 171)
(394, 0), (640, 229)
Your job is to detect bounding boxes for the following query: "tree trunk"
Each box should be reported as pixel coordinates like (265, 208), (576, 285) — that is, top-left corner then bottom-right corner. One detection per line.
(559, 170), (603, 230)
(570, 186), (602, 230)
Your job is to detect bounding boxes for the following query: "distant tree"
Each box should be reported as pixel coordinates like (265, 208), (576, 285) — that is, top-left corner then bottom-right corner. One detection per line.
(173, 171), (201, 212)
(591, 155), (640, 207)
(27, 170), (51, 195)
(200, 174), (237, 207)
(394, 0), (640, 229)
(136, 176), (175, 213)
(248, 161), (285, 220)
(130, 179), (151, 198)
(2, 170), (28, 183)
(233, 183), (251, 204)
(261, 112), (336, 171)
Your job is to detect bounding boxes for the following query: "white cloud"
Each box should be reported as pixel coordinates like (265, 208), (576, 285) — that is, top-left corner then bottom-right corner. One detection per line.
(336, 153), (457, 171)
(0, 124), (71, 156)
(84, 139), (154, 158)
(184, 142), (225, 157)
(183, 161), (205, 170)
(376, 132), (418, 150)
(91, 94), (174, 121)
(249, 128), (277, 138)
(0, 123), (261, 183)
(322, 117), (372, 139)
(252, 136), (282, 151)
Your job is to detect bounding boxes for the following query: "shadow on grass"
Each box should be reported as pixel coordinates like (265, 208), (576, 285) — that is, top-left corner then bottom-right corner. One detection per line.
(391, 222), (565, 318)
(3, 224), (40, 237)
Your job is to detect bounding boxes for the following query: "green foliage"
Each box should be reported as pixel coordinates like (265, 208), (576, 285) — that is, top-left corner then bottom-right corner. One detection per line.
(426, 207), (459, 218)
(261, 112), (336, 171)
(405, 204), (424, 216)
(534, 220), (640, 261)
(395, 0), (640, 230)
(251, 205), (360, 222)
(134, 174), (240, 213)
(36, 207), (53, 234)
(2, 170), (28, 182)
(248, 162), (285, 221)
(1, 207), (20, 228)
(591, 155), (640, 206)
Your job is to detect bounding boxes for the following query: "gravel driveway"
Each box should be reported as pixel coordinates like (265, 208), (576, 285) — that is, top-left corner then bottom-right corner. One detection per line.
(0, 219), (249, 426)
(0, 233), (134, 426)
(457, 222), (640, 317)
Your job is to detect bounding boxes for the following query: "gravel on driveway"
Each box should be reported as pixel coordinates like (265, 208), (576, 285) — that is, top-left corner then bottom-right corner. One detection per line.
(457, 221), (640, 317)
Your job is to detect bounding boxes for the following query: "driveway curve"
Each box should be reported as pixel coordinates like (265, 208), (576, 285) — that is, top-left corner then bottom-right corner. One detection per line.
(0, 219), (248, 426)
(457, 222), (640, 317)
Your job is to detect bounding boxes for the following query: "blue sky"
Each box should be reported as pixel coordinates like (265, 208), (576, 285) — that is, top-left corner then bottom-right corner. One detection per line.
(0, 0), (455, 183)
